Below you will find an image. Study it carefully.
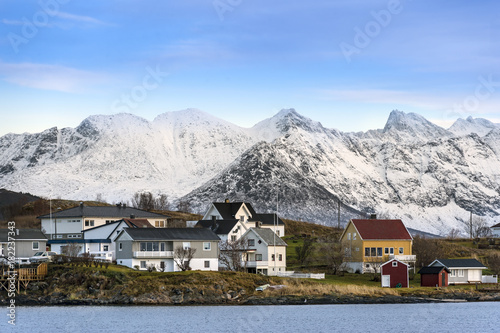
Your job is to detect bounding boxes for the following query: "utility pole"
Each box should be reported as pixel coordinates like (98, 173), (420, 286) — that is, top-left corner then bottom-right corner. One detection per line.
(337, 200), (341, 229)
(469, 211), (473, 239)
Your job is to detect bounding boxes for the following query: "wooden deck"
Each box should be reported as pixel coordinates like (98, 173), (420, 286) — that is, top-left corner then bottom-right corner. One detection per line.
(0, 263), (48, 292)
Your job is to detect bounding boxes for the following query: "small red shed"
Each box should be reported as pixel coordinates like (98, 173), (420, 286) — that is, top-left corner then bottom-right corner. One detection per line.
(418, 266), (450, 287)
(380, 259), (409, 288)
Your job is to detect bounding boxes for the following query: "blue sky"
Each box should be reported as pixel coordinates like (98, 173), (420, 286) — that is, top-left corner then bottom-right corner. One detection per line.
(1, 0), (499, 136)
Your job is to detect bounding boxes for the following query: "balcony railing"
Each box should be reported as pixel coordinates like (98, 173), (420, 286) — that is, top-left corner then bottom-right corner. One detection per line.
(244, 261), (269, 268)
(389, 254), (416, 262)
(133, 251), (174, 258)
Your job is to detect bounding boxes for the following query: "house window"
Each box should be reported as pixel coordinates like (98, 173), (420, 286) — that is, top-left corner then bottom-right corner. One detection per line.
(84, 220), (94, 227)
(255, 254), (262, 261)
(32, 241), (39, 250)
(276, 230), (280, 236)
(355, 247), (359, 252)
(450, 269), (456, 277)
(141, 242), (160, 251)
(353, 233), (357, 240)
(155, 221), (165, 227)
(399, 247), (404, 255)
(248, 239), (255, 247)
(204, 261), (210, 268)
(119, 243), (123, 251)
(56, 235), (63, 239)
(140, 261), (146, 269)
(371, 247), (377, 257)
(279, 254), (283, 261)
(271, 254), (275, 261)
(203, 242), (211, 251)
(231, 235), (237, 242)
(240, 215), (244, 222)
(347, 233), (351, 240)
(392, 261), (398, 267)
(160, 242), (165, 251)
(377, 248), (382, 257)
(365, 248), (370, 257)
(103, 245), (109, 251)
(458, 269), (464, 277)
(345, 247), (351, 257)
(183, 242), (191, 250)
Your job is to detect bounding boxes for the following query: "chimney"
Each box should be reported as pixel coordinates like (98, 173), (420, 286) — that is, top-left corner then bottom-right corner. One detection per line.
(80, 202), (84, 208)
(370, 214), (377, 220)
(130, 214), (135, 219)
(116, 203), (121, 208)
(123, 203), (126, 208)
(225, 198), (230, 203)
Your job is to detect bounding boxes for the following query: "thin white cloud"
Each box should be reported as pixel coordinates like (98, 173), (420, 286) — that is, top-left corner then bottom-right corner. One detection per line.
(55, 11), (110, 26)
(0, 61), (109, 93)
(1, 19), (24, 26)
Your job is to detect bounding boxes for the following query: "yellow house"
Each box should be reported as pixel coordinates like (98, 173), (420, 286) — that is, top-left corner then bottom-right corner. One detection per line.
(340, 218), (415, 273)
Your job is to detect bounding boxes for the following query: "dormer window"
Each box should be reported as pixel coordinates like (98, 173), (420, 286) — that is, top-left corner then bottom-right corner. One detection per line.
(240, 215), (244, 222)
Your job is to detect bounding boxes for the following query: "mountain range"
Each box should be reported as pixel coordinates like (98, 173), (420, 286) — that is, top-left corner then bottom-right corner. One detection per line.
(1, 109), (499, 235)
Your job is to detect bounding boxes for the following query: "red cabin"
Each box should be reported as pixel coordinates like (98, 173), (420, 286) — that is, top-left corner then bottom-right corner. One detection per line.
(418, 266), (450, 287)
(380, 259), (409, 288)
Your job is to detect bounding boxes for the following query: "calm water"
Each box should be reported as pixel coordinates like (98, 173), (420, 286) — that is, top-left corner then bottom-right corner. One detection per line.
(1, 302), (498, 332)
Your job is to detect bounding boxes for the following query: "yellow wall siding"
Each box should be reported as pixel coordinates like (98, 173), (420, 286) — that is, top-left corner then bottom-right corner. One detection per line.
(361, 240), (412, 262)
(341, 222), (364, 262)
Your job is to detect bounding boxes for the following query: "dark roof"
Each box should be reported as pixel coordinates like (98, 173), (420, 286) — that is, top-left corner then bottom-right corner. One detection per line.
(250, 213), (285, 226)
(350, 219), (412, 240)
(196, 219), (239, 235)
(250, 228), (287, 246)
(38, 205), (169, 219)
(213, 202), (257, 219)
(121, 218), (154, 228)
(432, 259), (487, 269)
(48, 239), (111, 244)
(0, 228), (47, 241)
(418, 266), (451, 274)
(123, 228), (220, 241)
(491, 223), (500, 228)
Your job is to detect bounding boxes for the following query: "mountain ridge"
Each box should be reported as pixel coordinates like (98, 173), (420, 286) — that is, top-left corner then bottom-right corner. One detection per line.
(1, 109), (499, 235)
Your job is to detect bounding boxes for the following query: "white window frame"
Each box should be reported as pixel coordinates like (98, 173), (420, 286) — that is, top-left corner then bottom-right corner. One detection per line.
(353, 233), (357, 240)
(32, 241), (39, 250)
(203, 242), (211, 251)
(248, 239), (255, 247)
(183, 242), (191, 250)
(140, 261), (146, 269)
(392, 261), (398, 267)
(458, 269), (464, 277)
(204, 260), (210, 268)
(119, 243), (123, 251)
(399, 247), (404, 255)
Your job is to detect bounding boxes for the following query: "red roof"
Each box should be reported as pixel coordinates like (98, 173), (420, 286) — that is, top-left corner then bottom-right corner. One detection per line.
(351, 219), (412, 240)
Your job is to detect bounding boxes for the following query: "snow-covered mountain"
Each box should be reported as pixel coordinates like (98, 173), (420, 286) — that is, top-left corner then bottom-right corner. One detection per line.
(1, 109), (499, 235)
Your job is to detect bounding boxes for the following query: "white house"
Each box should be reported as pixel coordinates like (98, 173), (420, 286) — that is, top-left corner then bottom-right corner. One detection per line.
(50, 218), (154, 261)
(429, 259), (487, 284)
(241, 227), (287, 276)
(39, 203), (169, 241)
(202, 200), (285, 237)
(115, 228), (220, 272)
(491, 223), (500, 237)
(195, 218), (248, 242)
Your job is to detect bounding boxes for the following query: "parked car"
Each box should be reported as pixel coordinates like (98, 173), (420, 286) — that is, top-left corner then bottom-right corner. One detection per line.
(30, 251), (57, 263)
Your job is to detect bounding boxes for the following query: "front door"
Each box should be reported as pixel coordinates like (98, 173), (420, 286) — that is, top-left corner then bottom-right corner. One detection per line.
(382, 275), (390, 287)
(441, 272), (446, 286)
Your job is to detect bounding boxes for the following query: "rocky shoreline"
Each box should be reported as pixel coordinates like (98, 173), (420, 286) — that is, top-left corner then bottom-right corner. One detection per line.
(2, 283), (500, 306)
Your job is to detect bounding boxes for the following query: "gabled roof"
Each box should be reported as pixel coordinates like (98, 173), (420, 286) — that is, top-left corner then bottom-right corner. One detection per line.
(348, 219), (412, 240)
(248, 228), (287, 246)
(121, 228), (220, 241)
(0, 229), (47, 241)
(213, 202), (257, 219)
(250, 213), (285, 226)
(491, 222), (500, 228)
(431, 258), (487, 269)
(38, 205), (169, 219)
(195, 219), (239, 235)
(381, 258), (409, 267)
(121, 218), (153, 228)
(418, 266), (451, 274)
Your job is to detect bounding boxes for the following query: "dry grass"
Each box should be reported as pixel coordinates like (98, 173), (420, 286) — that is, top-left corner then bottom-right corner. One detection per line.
(263, 278), (398, 297)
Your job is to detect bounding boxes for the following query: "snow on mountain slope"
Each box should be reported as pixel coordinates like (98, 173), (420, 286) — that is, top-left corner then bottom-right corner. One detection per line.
(1, 108), (499, 235)
(448, 116), (500, 137)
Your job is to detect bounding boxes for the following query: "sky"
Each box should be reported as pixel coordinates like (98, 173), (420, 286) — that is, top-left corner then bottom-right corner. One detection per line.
(1, 0), (499, 136)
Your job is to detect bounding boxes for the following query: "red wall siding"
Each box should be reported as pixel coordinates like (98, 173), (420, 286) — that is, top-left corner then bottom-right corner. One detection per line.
(420, 271), (448, 287)
(381, 261), (408, 288)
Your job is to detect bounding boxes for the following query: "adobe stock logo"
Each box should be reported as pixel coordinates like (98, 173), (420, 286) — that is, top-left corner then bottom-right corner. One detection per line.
(212, 0), (243, 22)
(7, 0), (70, 54)
(111, 66), (168, 112)
(339, 0), (407, 63)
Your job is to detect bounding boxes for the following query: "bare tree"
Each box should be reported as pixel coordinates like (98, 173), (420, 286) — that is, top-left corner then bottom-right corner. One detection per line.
(219, 238), (248, 271)
(62, 243), (82, 258)
(486, 252), (500, 276)
(173, 245), (196, 271)
(321, 241), (347, 275)
(155, 194), (170, 210)
(295, 237), (315, 267)
(177, 200), (191, 213)
(462, 215), (491, 239)
(413, 236), (449, 268)
(131, 192), (155, 211)
(447, 228), (461, 239)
